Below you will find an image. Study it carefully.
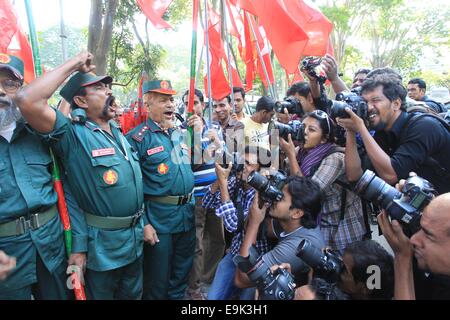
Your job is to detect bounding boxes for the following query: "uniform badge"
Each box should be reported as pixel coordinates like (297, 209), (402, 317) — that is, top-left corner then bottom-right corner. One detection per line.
(103, 169), (119, 185)
(160, 80), (169, 89)
(180, 143), (189, 150)
(147, 146), (164, 156)
(0, 53), (11, 64)
(92, 148), (115, 157)
(157, 163), (169, 175)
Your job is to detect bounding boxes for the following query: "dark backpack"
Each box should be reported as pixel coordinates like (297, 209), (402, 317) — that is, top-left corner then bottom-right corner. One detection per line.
(399, 113), (450, 182)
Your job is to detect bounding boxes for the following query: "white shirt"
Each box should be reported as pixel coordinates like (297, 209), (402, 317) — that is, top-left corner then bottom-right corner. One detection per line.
(0, 122), (16, 143)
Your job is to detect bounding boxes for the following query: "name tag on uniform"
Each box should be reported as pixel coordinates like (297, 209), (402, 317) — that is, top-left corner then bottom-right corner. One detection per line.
(92, 148), (116, 157)
(147, 146), (165, 156)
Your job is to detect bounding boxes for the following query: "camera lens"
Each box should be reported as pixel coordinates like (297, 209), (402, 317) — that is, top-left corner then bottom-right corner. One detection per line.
(329, 101), (349, 119)
(247, 171), (270, 192)
(354, 170), (402, 211)
(296, 239), (325, 268)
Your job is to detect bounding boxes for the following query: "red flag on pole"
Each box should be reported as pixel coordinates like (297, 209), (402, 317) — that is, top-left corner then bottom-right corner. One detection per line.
(204, 5), (242, 100)
(0, 0), (18, 52)
(136, 0), (173, 29)
(1, 0), (36, 83)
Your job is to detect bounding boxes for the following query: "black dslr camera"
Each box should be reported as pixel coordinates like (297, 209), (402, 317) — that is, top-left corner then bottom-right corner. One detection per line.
(269, 119), (305, 143)
(329, 91), (368, 120)
(233, 246), (296, 300)
(296, 239), (343, 284)
(354, 170), (436, 235)
(302, 56), (327, 83)
(275, 97), (304, 116)
(247, 171), (287, 208)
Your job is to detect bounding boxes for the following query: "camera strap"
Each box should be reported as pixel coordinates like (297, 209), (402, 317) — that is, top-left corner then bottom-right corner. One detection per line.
(233, 179), (246, 234)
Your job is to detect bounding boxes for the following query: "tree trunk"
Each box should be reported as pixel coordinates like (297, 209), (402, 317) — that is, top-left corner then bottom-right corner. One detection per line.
(88, 0), (119, 75)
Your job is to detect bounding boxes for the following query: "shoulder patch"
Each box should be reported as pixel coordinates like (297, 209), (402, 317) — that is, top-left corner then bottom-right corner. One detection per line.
(132, 126), (149, 142)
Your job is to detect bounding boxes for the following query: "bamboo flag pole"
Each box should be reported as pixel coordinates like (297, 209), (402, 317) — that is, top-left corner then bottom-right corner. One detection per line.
(203, 0), (213, 126)
(245, 12), (275, 98)
(24, 0), (86, 300)
(221, 0), (235, 113)
(187, 0), (200, 142)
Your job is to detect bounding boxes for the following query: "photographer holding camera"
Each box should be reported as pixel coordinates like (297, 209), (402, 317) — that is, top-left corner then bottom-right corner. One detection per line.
(202, 146), (272, 300)
(234, 176), (325, 298)
(339, 74), (450, 195)
(280, 110), (368, 253)
(378, 188), (450, 300)
(293, 239), (394, 300)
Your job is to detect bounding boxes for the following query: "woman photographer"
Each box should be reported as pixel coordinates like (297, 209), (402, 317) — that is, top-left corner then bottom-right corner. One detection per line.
(280, 110), (367, 253)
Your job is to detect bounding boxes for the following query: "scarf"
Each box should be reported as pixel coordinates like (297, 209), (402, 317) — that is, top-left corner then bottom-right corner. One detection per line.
(297, 143), (334, 177)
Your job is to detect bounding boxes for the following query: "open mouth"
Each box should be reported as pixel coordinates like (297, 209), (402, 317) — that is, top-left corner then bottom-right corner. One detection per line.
(368, 113), (378, 120)
(164, 111), (174, 118)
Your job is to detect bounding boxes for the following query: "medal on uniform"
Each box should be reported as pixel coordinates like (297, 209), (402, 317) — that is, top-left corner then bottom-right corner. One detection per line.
(103, 169), (119, 185)
(157, 163), (169, 175)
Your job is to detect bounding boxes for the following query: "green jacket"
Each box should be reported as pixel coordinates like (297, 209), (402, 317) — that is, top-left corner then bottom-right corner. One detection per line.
(0, 121), (66, 290)
(39, 110), (144, 271)
(127, 119), (195, 234)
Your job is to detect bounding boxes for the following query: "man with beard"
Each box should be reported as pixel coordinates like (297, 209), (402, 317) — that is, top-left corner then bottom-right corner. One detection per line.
(338, 73), (450, 195)
(126, 80), (201, 300)
(0, 53), (73, 299)
(13, 52), (145, 300)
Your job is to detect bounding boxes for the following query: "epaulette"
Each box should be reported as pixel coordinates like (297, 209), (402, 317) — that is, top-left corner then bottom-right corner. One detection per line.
(132, 125), (149, 142)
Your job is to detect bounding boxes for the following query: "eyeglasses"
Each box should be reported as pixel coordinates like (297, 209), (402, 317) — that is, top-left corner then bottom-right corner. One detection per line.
(0, 79), (22, 94)
(310, 110), (331, 134)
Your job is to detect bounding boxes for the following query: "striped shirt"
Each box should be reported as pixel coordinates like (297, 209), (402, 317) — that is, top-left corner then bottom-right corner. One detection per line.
(202, 175), (272, 256)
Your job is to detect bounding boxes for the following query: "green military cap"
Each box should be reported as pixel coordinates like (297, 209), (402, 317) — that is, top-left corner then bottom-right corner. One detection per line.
(142, 80), (177, 96)
(60, 71), (113, 102)
(0, 53), (24, 81)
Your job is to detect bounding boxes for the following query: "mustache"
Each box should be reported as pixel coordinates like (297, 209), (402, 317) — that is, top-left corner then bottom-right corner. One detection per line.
(0, 100), (22, 128)
(102, 96), (116, 116)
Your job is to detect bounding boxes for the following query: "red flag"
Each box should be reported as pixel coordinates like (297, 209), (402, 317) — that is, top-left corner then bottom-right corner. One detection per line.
(1, 0), (35, 83)
(255, 25), (274, 88)
(283, 0), (333, 57)
(7, 29), (36, 83)
(245, 0), (333, 74)
(0, 0), (18, 52)
(136, 0), (173, 29)
(229, 0), (257, 15)
(204, 5), (242, 100)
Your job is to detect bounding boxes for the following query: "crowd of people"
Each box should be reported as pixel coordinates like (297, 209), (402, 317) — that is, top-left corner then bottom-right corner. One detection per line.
(0, 49), (449, 300)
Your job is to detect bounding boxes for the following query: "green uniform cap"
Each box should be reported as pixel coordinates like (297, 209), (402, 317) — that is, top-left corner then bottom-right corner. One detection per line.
(0, 53), (24, 81)
(142, 80), (176, 96)
(60, 71), (113, 102)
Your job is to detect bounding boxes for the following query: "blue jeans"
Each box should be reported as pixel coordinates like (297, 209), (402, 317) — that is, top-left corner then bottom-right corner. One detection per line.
(207, 252), (255, 300)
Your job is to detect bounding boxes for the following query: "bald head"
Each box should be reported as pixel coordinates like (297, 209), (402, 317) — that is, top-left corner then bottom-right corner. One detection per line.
(410, 193), (450, 275)
(425, 193), (450, 235)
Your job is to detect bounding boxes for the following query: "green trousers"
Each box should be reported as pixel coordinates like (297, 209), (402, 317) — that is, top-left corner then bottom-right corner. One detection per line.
(0, 254), (71, 300)
(142, 228), (195, 300)
(84, 255), (143, 300)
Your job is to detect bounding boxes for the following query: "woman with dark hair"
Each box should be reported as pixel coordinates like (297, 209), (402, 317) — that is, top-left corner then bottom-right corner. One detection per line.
(280, 110), (366, 253)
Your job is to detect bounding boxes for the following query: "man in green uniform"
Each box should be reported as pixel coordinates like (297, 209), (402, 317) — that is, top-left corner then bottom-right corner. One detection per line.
(127, 80), (200, 299)
(13, 52), (144, 300)
(0, 53), (72, 300)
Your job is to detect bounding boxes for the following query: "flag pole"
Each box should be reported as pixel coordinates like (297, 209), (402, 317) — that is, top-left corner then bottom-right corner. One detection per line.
(245, 12), (275, 98)
(203, 0), (213, 126)
(23, 0), (42, 77)
(59, 0), (68, 62)
(187, 0), (200, 142)
(221, 0), (235, 113)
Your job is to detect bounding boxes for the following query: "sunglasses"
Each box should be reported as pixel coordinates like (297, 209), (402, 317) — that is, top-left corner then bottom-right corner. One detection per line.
(310, 110), (331, 134)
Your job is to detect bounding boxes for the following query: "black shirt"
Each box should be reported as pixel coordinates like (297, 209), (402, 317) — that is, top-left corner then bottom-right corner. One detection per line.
(373, 111), (450, 194)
